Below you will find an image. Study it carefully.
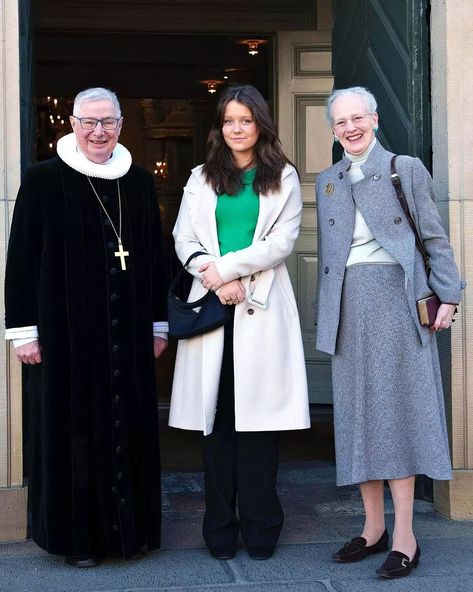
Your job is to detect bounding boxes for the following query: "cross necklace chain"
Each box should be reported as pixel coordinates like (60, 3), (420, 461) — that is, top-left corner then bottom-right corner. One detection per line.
(87, 177), (129, 270)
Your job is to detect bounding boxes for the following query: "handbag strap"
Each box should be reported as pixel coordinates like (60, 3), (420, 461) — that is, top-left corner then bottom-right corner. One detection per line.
(169, 251), (209, 293)
(390, 155), (431, 273)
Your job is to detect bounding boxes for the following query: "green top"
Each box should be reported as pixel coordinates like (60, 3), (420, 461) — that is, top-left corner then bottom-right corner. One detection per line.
(215, 168), (260, 256)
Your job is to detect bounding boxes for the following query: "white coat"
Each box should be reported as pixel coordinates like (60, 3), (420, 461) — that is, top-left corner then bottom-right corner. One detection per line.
(169, 163), (310, 436)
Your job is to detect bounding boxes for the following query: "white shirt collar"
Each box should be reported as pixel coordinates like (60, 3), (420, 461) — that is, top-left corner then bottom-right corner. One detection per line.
(56, 133), (132, 179)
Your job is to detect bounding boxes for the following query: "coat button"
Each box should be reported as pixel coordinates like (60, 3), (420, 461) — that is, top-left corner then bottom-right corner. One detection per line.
(114, 420), (121, 429)
(112, 344), (119, 353)
(108, 241), (115, 250)
(394, 216), (402, 225)
(104, 218), (111, 226)
(120, 498), (126, 507)
(110, 267), (118, 275)
(328, 218), (335, 226)
(114, 395), (120, 403)
(111, 293), (118, 302)
(111, 486), (117, 494)
(324, 266), (329, 274)
(338, 172), (343, 179)
(112, 524), (119, 532)
(117, 472), (123, 481)
(113, 369), (121, 378)
(115, 446), (122, 455)
(373, 174), (381, 181)
(247, 308), (254, 315)
(102, 194), (109, 202)
(111, 318), (119, 327)
(250, 275), (256, 282)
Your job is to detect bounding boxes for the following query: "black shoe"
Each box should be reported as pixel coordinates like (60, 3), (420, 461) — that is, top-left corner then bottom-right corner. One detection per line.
(376, 545), (420, 579)
(65, 556), (100, 568)
(248, 545), (275, 560)
(332, 529), (389, 563)
(208, 544), (236, 560)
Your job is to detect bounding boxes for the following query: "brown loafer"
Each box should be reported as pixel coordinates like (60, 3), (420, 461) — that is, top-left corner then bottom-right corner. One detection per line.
(376, 544), (420, 579)
(332, 529), (389, 563)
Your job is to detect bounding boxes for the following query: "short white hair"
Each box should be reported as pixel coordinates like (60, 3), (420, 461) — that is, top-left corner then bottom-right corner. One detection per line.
(326, 86), (377, 125)
(73, 87), (121, 117)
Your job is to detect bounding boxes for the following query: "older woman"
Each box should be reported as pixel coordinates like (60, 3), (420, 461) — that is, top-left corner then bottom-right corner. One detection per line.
(315, 86), (464, 579)
(170, 85), (310, 561)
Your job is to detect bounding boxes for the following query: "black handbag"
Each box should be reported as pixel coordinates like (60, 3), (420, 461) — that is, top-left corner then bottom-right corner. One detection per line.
(168, 251), (230, 339)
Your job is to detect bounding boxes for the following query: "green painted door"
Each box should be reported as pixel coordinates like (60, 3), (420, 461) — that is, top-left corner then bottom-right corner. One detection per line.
(332, 0), (431, 166)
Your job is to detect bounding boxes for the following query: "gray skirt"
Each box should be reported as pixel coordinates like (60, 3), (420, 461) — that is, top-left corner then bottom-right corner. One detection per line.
(332, 264), (452, 486)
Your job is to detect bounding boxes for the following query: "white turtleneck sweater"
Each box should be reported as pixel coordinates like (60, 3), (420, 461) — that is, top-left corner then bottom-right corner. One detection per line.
(345, 139), (397, 268)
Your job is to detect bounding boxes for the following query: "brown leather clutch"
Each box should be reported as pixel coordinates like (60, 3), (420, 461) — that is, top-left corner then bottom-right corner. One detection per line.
(417, 294), (441, 326)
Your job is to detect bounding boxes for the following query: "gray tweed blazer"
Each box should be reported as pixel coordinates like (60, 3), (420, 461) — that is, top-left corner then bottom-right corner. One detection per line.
(315, 141), (464, 355)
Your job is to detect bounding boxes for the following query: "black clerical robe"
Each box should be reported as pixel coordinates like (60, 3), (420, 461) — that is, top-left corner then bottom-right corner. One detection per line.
(5, 157), (167, 559)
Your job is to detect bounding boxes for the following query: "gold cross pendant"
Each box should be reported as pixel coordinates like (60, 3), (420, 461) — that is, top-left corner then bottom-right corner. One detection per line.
(114, 239), (130, 271)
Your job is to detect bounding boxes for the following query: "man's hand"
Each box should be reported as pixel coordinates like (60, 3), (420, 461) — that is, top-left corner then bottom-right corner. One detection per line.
(199, 261), (224, 292)
(154, 336), (168, 359)
(15, 340), (42, 364)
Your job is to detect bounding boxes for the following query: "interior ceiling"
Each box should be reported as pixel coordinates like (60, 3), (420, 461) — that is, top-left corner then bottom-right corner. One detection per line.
(33, 1), (318, 100)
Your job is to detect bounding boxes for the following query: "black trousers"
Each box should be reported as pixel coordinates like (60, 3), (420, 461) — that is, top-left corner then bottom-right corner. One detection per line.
(201, 310), (284, 549)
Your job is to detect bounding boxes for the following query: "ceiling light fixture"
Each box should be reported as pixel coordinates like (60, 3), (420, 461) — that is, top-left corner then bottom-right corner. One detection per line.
(238, 39), (267, 56)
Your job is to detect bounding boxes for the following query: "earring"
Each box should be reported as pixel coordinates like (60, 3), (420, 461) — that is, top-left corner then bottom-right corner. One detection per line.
(374, 126), (378, 133)
(333, 135), (339, 143)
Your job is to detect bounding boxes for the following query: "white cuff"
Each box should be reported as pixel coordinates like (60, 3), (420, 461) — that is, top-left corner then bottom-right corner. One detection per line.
(5, 325), (39, 341)
(153, 321), (169, 338)
(13, 337), (39, 348)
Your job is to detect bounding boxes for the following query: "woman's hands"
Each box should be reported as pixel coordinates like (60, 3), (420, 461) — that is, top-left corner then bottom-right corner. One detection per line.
(216, 279), (246, 306)
(432, 303), (457, 331)
(199, 261), (224, 292)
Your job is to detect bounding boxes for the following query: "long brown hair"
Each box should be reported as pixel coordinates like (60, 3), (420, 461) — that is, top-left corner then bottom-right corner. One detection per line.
(204, 85), (289, 196)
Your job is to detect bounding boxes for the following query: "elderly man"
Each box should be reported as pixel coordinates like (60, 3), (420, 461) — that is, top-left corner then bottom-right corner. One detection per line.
(5, 88), (168, 566)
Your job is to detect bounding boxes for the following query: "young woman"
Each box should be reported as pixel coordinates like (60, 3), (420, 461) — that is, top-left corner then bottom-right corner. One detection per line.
(169, 85), (310, 561)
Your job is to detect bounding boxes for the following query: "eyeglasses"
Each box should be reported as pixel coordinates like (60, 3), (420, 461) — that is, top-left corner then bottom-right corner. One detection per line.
(72, 116), (122, 130)
(333, 112), (373, 132)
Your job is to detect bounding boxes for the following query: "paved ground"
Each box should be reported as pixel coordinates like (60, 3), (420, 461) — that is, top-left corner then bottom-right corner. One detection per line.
(1, 461), (473, 592)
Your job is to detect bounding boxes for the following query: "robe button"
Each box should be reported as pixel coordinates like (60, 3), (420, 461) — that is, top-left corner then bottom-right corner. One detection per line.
(324, 266), (329, 274)
(107, 241), (115, 250)
(115, 446), (122, 455)
(111, 293), (118, 302)
(117, 472), (123, 480)
(110, 267), (118, 275)
(120, 498), (126, 507)
(114, 395), (120, 403)
(114, 420), (121, 429)
(373, 174), (381, 181)
(102, 194), (109, 202)
(112, 344), (119, 352)
(394, 216), (402, 225)
(113, 369), (121, 378)
(338, 172), (343, 179)
(112, 524), (119, 532)
(111, 486), (117, 494)
(104, 218), (111, 226)
(328, 218), (335, 226)
(111, 319), (119, 327)
(247, 308), (254, 315)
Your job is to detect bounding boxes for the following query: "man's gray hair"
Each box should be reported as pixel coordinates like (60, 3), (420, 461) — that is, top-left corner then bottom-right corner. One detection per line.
(326, 86), (377, 125)
(73, 87), (121, 117)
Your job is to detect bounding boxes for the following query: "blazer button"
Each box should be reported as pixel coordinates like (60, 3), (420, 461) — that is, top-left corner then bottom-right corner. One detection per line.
(373, 174), (381, 181)
(247, 308), (254, 315)
(338, 172), (343, 179)
(324, 266), (329, 274)
(394, 216), (402, 225)
(328, 218), (335, 226)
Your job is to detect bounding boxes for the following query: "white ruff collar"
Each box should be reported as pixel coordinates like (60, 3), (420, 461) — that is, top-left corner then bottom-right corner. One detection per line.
(57, 133), (132, 179)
